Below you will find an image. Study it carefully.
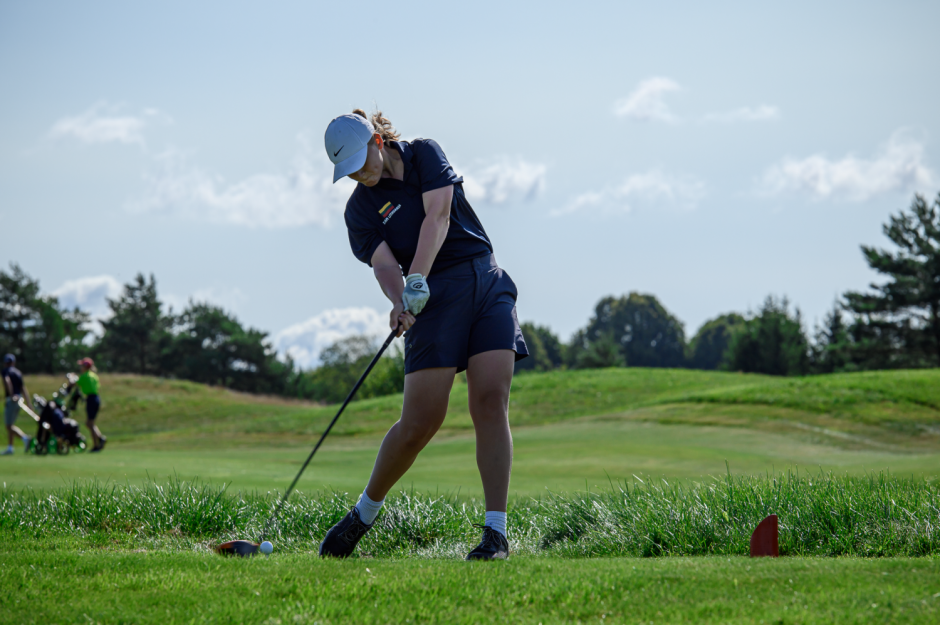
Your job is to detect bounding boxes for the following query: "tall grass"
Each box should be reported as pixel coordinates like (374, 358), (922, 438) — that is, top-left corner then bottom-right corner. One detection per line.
(2, 471), (937, 558)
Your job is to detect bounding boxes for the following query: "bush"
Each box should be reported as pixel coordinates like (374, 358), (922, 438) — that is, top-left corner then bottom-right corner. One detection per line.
(567, 293), (686, 369)
(724, 296), (809, 376)
(515, 322), (565, 373)
(294, 335), (405, 403)
(687, 313), (744, 370)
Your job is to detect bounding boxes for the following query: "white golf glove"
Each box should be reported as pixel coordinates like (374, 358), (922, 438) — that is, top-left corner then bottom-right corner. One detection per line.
(402, 273), (430, 315)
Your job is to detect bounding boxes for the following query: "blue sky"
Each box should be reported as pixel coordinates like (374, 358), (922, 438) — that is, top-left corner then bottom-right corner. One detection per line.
(2, 1), (938, 367)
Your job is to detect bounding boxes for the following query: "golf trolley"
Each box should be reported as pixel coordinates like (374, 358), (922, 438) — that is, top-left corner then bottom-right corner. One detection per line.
(19, 374), (88, 455)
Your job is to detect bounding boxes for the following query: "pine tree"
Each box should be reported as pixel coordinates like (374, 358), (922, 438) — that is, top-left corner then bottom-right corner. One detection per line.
(0, 263), (90, 373)
(97, 274), (171, 374)
(811, 301), (851, 373)
(843, 193), (940, 367)
(724, 296), (809, 376)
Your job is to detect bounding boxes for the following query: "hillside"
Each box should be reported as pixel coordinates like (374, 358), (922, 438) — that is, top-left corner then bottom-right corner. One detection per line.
(22, 368), (940, 450)
(5, 368), (938, 494)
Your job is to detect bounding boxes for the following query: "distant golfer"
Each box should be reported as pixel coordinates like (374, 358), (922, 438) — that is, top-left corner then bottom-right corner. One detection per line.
(2, 354), (33, 455)
(319, 110), (528, 560)
(72, 358), (106, 452)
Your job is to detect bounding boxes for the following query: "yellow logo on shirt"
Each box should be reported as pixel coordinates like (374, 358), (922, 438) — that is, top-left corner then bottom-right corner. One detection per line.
(381, 202), (402, 225)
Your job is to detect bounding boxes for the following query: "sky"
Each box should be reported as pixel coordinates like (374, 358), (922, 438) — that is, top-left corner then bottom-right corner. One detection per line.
(1, 0), (938, 367)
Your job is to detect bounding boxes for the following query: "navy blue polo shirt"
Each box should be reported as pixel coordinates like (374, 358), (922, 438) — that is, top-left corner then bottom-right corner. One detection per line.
(344, 139), (493, 273)
(2, 366), (23, 397)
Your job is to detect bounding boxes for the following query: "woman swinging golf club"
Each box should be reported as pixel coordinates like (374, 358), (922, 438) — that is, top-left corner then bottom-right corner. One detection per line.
(319, 110), (528, 560)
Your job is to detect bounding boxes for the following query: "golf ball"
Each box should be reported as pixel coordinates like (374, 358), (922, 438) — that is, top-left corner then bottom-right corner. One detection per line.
(260, 541), (273, 555)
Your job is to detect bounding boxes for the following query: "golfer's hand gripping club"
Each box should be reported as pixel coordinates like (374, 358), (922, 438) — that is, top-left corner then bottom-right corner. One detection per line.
(401, 273), (429, 316)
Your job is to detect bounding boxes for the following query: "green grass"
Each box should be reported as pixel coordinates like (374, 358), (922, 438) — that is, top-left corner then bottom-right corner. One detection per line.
(3, 473), (937, 558)
(21, 368), (940, 444)
(6, 368), (940, 493)
(5, 419), (940, 495)
(2, 472), (939, 622)
(0, 552), (937, 624)
(4, 370), (940, 622)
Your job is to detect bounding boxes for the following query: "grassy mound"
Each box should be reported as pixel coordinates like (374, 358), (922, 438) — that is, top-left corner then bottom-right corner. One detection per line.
(7, 368), (938, 494)
(24, 368), (940, 449)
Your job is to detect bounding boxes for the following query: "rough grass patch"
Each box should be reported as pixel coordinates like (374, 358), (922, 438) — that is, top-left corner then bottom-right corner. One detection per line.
(2, 471), (938, 558)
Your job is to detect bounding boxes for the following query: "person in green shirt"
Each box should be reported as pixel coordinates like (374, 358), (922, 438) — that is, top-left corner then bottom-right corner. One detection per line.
(73, 358), (107, 452)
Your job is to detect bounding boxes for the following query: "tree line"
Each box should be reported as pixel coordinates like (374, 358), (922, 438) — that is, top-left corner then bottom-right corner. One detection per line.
(1, 193), (937, 401)
(518, 193), (940, 375)
(0, 267), (407, 402)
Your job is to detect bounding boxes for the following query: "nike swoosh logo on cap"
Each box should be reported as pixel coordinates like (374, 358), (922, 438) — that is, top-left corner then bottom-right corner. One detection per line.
(334, 145), (344, 157)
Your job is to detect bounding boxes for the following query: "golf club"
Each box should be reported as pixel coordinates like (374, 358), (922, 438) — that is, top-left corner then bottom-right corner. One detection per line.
(214, 324), (401, 557)
(17, 397), (41, 422)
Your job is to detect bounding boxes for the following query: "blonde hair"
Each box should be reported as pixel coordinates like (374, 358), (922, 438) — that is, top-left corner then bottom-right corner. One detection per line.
(353, 108), (400, 143)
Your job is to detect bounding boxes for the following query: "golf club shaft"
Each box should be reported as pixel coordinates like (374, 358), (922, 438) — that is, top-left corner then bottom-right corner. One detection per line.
(18, 398), (40, 423)
(260, 325), (401, 541)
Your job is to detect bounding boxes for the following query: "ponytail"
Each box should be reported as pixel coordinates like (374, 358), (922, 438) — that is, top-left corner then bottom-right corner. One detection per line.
(352, 108), (400, 143)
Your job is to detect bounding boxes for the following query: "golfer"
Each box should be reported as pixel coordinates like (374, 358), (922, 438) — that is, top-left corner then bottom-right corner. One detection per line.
(72, 358), (106, 452)
(319, 110), (528, 560)
(2, 354), (33, 455)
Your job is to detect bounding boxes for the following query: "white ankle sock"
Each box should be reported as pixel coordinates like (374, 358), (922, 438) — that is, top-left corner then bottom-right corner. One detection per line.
(484, 511), (507, 538)
(354, 489), (384, 525)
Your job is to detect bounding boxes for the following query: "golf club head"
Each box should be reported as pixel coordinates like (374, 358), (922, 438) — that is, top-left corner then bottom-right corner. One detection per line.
(214, 540), (260, 557)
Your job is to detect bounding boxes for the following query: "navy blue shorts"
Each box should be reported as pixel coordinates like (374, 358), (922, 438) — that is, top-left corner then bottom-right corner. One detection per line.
(86, 394), (100, 421)
(404, 254), (528, 374)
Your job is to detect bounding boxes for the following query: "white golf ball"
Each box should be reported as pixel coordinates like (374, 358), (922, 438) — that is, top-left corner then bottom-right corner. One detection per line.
(260, 541), (273, 555)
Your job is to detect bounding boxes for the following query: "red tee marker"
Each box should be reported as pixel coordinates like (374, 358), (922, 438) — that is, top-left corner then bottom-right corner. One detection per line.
(749, 514), (779, 557)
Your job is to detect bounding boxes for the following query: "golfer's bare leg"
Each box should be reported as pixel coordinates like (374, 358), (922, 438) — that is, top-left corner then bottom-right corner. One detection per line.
(86, 420), (101, 447)
(7, 424), (27, 445)
(365, 367), (456, 501)
(466, 349), (515, 513)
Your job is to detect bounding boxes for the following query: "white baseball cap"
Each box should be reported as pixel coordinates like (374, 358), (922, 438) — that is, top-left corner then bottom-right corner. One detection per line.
(324, 114), (376, 183)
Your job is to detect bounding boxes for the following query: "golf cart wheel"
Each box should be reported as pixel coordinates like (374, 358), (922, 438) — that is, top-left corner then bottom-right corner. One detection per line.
(57, 439), (70, 455)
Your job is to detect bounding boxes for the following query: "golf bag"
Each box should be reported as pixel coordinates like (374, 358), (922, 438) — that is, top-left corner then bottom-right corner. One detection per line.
(31, 394), (87, 455)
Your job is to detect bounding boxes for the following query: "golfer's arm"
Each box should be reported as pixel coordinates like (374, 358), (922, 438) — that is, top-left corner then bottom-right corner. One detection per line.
(371, 242), (405, 304)
(3, 376), (12, 398)
(408, 185), (453, 277)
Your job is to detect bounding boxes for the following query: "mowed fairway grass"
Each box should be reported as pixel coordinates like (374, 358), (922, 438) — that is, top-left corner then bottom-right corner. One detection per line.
(3, 368), (940, 494)
(3, 368), (940, 623)
(2, 551), (938, 624)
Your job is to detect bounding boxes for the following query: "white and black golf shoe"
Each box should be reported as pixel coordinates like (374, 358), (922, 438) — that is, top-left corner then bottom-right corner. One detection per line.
(319, 507), (373, 558)
(466, 524), (509, 561)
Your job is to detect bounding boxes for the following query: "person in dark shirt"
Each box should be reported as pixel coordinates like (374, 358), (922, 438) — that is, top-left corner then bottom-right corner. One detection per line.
(2, 354), (33, 455)
(318, 110), (528, 561)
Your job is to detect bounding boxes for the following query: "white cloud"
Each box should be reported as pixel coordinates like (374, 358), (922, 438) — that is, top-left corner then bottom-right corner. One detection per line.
(273, 307), (391, 369)
(52, 275), (123, 319)
(462, 158), (546, 205)
(703, 105), (779, 123)
(760, 131), (936, 201)
(48, 103), (167, 146)
(556, 170), (706, 216)
(128, 136), (354, 228)
(614, 77), (681, 123)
